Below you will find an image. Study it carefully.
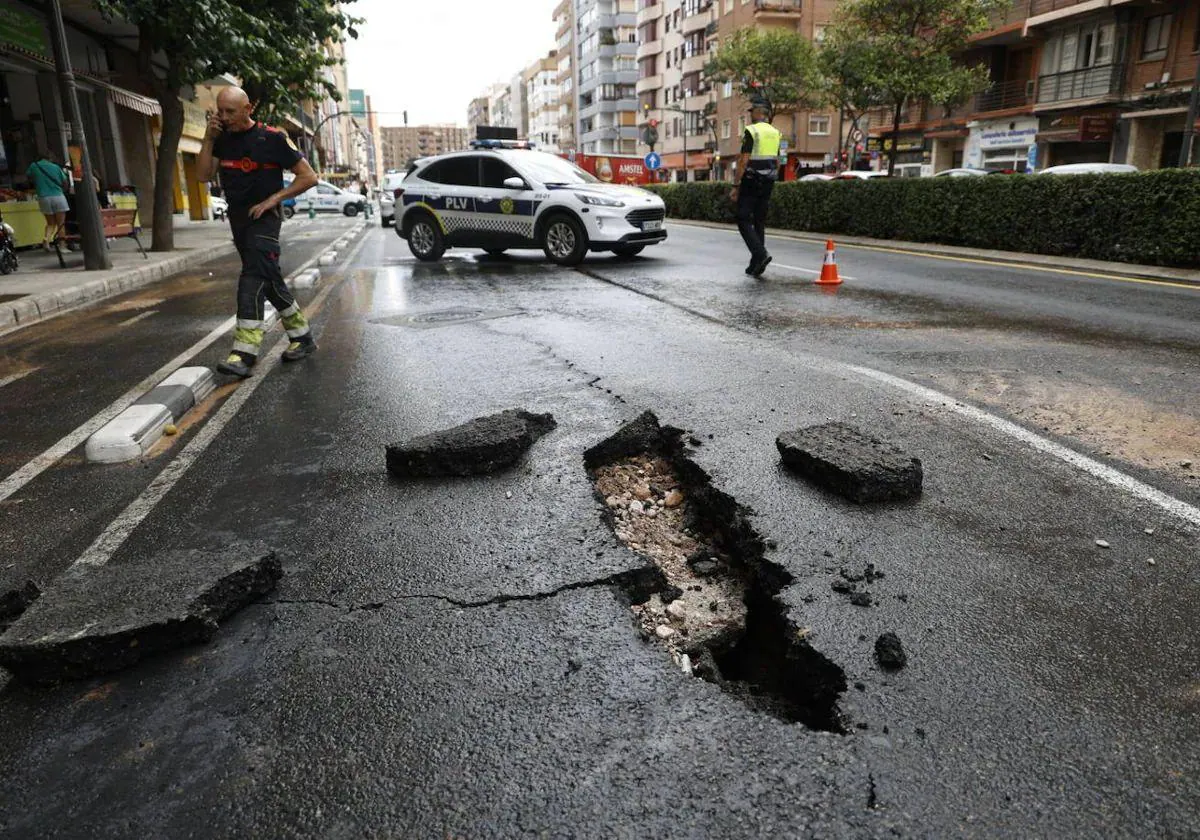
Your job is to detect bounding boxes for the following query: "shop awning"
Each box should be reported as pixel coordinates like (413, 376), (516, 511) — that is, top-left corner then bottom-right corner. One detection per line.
(97, 82), (161, 116)
(1119, 107), (1189, 119)
(926, 129), (968, 139)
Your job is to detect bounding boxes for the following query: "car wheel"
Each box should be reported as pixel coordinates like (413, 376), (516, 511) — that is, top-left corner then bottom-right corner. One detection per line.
(611, 244), (645, 259)
(381, 215), (393, 228)
(407, 213), (445, 261)
(343, 203), (360, 217)
(541, 213), (588, 266)
(282, 205), (295, 220)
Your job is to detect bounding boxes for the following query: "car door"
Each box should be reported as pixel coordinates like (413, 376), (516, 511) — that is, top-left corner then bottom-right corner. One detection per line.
(476, 157), (538, 248)
(315, 184), (340, 211)
(418, 156), (480, 244)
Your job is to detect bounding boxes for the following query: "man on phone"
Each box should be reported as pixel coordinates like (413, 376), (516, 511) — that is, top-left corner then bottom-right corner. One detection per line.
(197, 86), (320, 378)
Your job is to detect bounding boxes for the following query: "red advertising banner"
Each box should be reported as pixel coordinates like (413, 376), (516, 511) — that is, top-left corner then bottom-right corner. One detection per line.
(568, 154), (654, 185)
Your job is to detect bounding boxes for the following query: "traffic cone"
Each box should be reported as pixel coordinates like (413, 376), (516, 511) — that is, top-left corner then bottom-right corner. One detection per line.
(816, 239), (843, 286)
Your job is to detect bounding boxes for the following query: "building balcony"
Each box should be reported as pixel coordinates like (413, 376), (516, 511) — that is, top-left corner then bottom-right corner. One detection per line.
(637, 38), (663, 59)
(682, 10), (710, 35)
(636, 74), (663, 94)
(1026, 0), (1108, 29)
(754, 0), (802, 17)
(974, 78), (1036, 113)
(685, 93), (711, 113)
(681, 53), (707, 75)
(705, 20), (719, 36)
(579, 98), (639, 119)
(1036, 64), (1123, 106)
(600, 42), (639, 58)
(636, 3), (660, 26)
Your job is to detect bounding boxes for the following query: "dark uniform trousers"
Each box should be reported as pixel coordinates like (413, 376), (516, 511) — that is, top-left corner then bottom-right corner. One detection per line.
(228, 208), (309, 358)
(736, 174), (774, 263)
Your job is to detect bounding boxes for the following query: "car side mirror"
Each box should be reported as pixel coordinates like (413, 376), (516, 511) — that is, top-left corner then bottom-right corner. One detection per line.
(503, 177), (526, 190)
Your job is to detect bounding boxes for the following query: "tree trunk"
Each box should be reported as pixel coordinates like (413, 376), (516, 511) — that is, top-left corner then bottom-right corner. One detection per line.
(151, 95), (184, 252)
(888, 99), (903, 177)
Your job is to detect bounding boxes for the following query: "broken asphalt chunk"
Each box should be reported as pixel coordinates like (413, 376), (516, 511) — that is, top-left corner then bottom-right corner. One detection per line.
(386, 409), (556, 478)
(0, 548), (281, 685)
(0, 581), (41, 625)
(875, 632), (907, 671)
(776, 423), (923, 503)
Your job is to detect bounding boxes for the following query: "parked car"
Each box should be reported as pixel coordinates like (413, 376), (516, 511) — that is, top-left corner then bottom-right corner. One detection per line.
(396, 140), (667, 265)
(1038, 163), (1138, 175)
(834, 171), (890, 180)
(288, 177), (366, 216)
(933, 167), (989, 177)
(800, 173), (834, 182)
(379, 170), (406, 227)
(210, 194), (228, 220)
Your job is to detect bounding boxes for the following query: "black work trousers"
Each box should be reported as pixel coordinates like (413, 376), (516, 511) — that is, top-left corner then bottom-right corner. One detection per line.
(230, 209), (296, 325)
(736, 175), (774, 263)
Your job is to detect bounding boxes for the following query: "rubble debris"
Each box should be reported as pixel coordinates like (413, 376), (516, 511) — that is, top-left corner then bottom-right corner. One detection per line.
(776, 423), (923, 503)
(0, 581), (40, 625)
(386, 409), (556, 478)
(0, 549), (281, 685)
(875, 632), (907, 671)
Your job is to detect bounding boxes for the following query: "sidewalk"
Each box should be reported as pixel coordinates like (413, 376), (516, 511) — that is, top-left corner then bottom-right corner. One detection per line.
(0, 219), (237, 332)
(670, 219), (1200, 286)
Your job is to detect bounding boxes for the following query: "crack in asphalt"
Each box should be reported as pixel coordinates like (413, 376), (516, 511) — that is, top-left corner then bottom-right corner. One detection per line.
(264, 565), (658, 614)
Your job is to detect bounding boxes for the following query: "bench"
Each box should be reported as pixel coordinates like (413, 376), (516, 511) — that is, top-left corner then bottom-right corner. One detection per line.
(54, 208), (146, 268)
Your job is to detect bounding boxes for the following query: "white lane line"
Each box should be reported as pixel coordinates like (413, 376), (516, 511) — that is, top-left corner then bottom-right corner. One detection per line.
(72, 229), (374, 568)
(0, 368), (37, 390)
(769, 263), (859, 281)
(0, 316), (234, 504)
(0, 226), (346, 505)
(117, 310), (157, 328)
(846, 364), (1200, 530)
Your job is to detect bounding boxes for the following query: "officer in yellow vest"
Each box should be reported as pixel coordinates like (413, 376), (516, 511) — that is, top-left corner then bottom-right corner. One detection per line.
(730, 101), (782, 277)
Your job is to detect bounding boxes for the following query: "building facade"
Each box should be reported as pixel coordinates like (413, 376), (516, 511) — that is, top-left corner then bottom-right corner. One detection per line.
(554, 0), (577, 152)
(380, 125), (471, 170)
(867, 0), (1200, 175)
(573, 0), (640, 156)
(525, 52), (561, 151)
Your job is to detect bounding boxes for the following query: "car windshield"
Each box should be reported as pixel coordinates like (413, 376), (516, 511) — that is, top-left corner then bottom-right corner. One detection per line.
(514, 152), (599, 186)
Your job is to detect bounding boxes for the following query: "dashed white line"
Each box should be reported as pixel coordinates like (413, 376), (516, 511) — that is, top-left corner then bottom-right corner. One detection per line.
(0, 368), (37, 390)
(71, 227), (374, 568)
(117, 310), (158, 328)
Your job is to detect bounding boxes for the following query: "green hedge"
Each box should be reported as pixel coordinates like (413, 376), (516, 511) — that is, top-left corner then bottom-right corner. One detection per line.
(646, 170), (1200, 268)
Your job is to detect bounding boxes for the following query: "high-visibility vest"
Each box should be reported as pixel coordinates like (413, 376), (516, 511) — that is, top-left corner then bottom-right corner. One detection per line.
(746, 121), (783, 179)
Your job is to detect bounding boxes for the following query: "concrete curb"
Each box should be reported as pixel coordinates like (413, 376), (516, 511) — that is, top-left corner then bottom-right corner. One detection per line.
(669, 219), (1200, 286)
(0, 241), (240, 331)
(85, 367), (215, 463)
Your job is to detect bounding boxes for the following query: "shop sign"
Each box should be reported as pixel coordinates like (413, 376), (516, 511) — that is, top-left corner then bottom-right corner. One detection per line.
(865, 137), (882, 153)
(182, 101), (208, 141)
(1079, 115), (1114, 142)
(0, 4), (49, 57)
(978, 120), (1038, 150)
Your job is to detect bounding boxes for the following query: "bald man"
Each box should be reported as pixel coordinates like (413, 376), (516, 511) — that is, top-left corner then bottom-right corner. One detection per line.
(198, 87), (321, 378)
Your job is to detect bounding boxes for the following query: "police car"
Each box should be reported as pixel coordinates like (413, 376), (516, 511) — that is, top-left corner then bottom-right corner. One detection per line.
(395, 141), (667, 265)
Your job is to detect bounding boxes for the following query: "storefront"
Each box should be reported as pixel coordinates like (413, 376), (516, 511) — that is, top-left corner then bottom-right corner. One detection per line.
(965, 117), (1038, 173)
(1036, 111), (1116, 167)
(1119, 106), (1192, 170)
(868, 135), (928, 177)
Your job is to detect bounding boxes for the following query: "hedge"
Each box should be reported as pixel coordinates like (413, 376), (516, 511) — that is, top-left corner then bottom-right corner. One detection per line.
(646, 170), (1200, 268)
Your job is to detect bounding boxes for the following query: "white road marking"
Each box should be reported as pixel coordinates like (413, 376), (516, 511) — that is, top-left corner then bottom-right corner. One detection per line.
(0, 227), (348, 505)
(0, 368), (37, 390)
(72, 228), (374, 568)
(117, 310), (157, 328)
(845, 364), (1200, 530)
(771, 263), (857, 281)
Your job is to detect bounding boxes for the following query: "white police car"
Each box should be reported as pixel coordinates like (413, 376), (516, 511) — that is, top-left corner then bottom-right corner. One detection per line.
(395, 141), (667, 265)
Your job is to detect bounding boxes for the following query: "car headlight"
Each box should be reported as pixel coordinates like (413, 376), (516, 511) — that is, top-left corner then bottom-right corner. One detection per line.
(575, 193), (625, 208)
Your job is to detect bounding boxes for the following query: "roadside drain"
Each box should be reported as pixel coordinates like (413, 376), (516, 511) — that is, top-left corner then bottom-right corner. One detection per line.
(585, 412), (847, 732)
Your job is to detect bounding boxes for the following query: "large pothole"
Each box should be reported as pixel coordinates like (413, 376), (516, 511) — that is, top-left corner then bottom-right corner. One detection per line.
(586, 412), (847, 732)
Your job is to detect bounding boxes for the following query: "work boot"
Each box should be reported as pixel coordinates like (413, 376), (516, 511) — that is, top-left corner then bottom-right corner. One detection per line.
(745, 260), (755, 275)
(750, 254), (773, 278)
(281, 337), (318, 362)
(217, 352), (254, 378)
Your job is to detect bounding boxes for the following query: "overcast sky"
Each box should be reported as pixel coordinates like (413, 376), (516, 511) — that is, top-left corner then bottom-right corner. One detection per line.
(344, 0), (560, 127)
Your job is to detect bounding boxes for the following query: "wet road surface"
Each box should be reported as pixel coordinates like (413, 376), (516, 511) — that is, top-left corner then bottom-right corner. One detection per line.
(0, 221), (1197, 838)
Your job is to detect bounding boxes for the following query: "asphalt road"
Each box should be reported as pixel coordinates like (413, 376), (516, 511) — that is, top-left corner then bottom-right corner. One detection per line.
(0, 220), (1197, 838)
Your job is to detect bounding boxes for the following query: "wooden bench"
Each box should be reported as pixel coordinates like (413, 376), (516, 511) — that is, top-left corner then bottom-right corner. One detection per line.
(54, 208), (146, 268)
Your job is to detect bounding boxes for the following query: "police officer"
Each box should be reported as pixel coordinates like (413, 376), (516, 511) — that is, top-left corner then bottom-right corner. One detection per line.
(730, 100), (782, 278)
(198, 86), (320, 378)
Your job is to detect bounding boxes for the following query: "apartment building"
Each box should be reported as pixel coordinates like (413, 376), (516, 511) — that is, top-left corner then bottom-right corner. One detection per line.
(379, 125), (471, 170)
(575, 0), (641, 155)
(554, 0), (578, 152)
(867, 0), (1200, 175)
(467, 96), (491, 134)
(526, 52), (562, 152)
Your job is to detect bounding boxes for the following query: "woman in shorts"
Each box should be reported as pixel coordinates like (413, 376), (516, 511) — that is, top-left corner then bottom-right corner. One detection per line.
(26, 150), (70, 251)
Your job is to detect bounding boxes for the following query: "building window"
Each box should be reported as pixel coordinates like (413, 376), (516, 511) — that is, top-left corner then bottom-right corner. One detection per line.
(722, 119), (731, 139)
(813, 25), (827, 45)
(1142, 14), (1172, 60)
(723, 81), (733, 99)
(808, 115), (831, 136)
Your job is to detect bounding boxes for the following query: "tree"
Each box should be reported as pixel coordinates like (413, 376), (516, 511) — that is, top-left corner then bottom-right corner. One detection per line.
(93, 0), (357, 252)
(703, 28), (821, 121)
(824, 0), (1006, 175)
(817, 26), (886, 168)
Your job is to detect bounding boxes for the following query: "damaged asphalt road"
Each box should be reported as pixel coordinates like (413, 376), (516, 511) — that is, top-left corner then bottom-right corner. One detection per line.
(0, 228), (1198, 837)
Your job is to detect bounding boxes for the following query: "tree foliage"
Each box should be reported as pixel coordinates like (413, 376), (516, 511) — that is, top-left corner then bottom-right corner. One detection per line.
(823, 0), (1005, 174)
(93, 0), (358, 250)
(703, 28), (821, 120)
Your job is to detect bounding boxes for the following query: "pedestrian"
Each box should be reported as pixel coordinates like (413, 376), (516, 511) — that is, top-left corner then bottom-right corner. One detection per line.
(730, 101), (782, 278)
(26, 149), (69, 252)
(197, 86), (320, 378)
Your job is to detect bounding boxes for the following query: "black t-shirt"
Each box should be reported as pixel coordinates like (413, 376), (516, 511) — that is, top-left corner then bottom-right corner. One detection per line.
(213, 121), (303, 209)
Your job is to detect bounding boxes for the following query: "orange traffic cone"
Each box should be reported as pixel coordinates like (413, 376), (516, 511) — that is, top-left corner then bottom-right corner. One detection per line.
(816, 240), (843, 286)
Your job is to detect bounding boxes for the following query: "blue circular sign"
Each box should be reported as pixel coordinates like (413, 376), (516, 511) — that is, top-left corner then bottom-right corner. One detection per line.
(644, 152), (661, 171)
